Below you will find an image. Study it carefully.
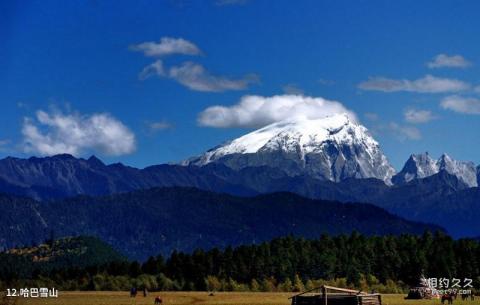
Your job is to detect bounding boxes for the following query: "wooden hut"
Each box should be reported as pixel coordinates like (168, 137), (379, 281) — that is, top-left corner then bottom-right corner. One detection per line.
(290, 285), (382, 305)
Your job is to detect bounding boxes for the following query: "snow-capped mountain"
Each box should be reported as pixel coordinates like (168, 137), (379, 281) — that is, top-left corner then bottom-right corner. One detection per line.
(184, 113), (396, 184)
(392, 152), (478, 188)
(391, 153), (438, 183)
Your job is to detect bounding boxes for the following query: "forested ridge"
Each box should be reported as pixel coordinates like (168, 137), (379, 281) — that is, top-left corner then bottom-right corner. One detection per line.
(1, 232), (479, 292)
(0, 187), (441, 260)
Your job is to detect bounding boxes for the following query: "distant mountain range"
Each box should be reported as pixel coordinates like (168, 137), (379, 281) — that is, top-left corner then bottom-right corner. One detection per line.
(0, 187), (441, 260)
(0, 113), (478, 254)
(392, 152), (478, 188)
(1, 115), (477, 202)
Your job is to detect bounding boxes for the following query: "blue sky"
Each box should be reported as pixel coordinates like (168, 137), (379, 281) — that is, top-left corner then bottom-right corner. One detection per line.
(2, 0), (480, 170)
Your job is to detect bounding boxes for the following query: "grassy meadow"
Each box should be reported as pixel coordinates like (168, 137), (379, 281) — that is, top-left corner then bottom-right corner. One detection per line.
(3, 292), (473, 305)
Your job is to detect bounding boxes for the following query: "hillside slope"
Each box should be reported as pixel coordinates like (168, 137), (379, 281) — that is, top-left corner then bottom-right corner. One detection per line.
(0, 187), (442, 260)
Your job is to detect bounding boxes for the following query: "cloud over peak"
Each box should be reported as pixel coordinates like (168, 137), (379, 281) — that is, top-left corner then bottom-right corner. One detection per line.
(22, 109), (136, 157)
(130, 37), (201, 57)
(427, 54), (471, 69)
(358, 75), (470, 93)
(198, 94), (357, 128)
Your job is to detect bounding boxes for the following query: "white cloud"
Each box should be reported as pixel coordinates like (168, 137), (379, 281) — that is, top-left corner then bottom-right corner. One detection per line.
(149, 120), (173, 131)
(141, 60), (259, 92)
(427, 54), (471, 69)
(282, 83), (304, 95)
(139, 60), (166, 80)
(198, 94), (357, 128)
(22, 109), (136, 156)
(130, 37), (201, 57)
(358, 75), (470, 93)
(404, 108), (436, 124)
(388, 122), (422, 141)
(440, 95), (480, 115)
(169, 62), (259, 92)
(132, 37), (259, 92)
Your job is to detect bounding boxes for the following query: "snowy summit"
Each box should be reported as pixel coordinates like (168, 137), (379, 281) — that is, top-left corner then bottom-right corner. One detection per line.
(185, 113), (396, 184)
(393, 152), (478, 188)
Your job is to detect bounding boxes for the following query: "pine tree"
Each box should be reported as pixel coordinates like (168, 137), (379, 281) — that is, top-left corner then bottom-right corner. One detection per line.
(293, 274), (305, 292)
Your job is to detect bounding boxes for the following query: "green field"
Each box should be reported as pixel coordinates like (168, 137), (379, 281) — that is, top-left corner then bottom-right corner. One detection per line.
(3, 292), (473, 305)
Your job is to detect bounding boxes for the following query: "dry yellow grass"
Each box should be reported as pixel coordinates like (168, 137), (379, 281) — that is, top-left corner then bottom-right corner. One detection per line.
(7, 292), (472, 305)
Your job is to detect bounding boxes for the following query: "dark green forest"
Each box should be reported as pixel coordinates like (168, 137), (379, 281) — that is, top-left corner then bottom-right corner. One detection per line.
(1, 232), (479, 292)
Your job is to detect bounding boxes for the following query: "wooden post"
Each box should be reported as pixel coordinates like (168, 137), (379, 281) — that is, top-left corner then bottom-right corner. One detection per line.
(322, 286), (327, 305)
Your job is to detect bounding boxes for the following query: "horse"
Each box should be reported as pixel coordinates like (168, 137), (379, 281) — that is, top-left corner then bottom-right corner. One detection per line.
(154, 296), (163, 304)
(441, 293), (454, 305)
(452, 291), (458, 300)
(461, 291), (475, 301)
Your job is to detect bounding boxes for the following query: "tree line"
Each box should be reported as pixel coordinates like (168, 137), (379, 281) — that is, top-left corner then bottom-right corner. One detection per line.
(1, 231), (479, 292)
